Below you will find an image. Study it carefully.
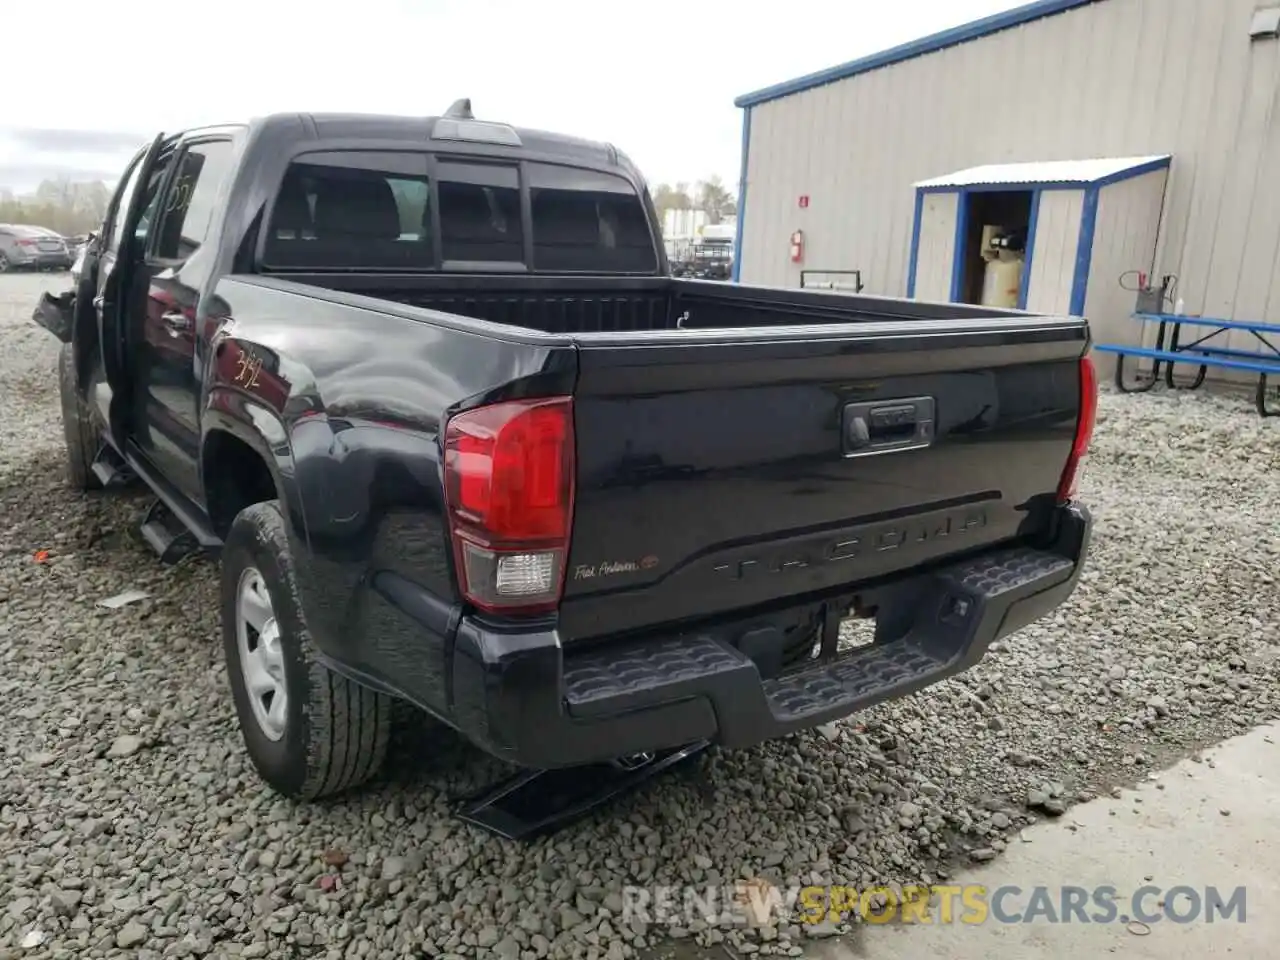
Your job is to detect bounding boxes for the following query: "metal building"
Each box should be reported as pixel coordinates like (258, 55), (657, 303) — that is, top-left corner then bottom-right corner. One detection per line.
(732, 0), (1280, 360)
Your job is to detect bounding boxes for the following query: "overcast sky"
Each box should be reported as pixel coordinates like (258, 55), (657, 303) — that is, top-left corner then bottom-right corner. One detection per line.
(1, 0), (1027, 194)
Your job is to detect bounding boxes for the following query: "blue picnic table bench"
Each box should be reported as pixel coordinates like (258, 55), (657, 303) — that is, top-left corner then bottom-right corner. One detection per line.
(1093, 312), (1280, 417)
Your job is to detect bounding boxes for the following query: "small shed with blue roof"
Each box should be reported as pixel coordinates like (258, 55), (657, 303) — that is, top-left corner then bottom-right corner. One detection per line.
(906, 155), (1171, 319)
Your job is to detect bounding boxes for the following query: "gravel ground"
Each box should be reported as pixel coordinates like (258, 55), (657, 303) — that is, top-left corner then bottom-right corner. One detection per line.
(1, 269), (1278, 959)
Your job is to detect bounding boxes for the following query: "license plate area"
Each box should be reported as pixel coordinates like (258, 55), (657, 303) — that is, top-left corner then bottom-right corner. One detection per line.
(735, 594), (883, 680)
(774, 597), (877, 675)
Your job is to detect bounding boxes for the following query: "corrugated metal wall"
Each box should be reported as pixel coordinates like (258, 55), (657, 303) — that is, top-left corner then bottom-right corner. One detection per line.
(1023, 190), (1085, 315)
(1084, 169), (1169, 351)
(912, 192), (958, 301)
(740, 0), (1280, 337)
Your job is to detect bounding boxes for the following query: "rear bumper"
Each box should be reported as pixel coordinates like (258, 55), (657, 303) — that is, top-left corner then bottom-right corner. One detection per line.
(451, 503), (1091, 769)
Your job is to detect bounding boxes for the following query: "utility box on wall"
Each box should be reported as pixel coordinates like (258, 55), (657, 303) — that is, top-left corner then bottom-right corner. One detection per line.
(905, 156), (1172, 345)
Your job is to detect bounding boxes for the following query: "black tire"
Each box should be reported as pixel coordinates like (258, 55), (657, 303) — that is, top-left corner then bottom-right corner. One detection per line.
(221, 500), (392, 800)
(57, 343), (102, 491)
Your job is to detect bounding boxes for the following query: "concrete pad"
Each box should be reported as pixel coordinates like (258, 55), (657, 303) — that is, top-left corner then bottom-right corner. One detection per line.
(825, 722), (1279, 959)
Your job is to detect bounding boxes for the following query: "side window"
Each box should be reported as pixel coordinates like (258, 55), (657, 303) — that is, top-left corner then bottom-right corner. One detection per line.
(135, 157), (176, 248)
(103, 149), (176, 254)
(154, 141), (235, 261)
(262, 151), (433, 269)
(436, 161), (523, 264)
(104, 153), (146, 251)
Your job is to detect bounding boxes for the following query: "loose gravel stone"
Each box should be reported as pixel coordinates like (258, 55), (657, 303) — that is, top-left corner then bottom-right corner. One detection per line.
(115, 922), (148, 949)
(105, 734), (142, 758)
(1, 271), (1278, 958)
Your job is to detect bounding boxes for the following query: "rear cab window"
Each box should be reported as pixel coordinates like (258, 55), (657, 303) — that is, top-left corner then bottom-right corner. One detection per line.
(261, 151), (657, 274)
(528, 164), (656, 272)
(436, 160), (523, 266)
(264, 151), (433, 270)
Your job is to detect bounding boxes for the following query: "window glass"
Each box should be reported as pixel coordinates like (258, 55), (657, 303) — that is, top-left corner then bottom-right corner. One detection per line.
(259, 153), (657, 273)
(134, 157), (177, 248)
(105, 146), (179, 254)
(154, 141), (235, 261)
(436, 161), (523, 264)
(528, 163), (656, 272)
(262, 151), (432, 269)
(105, 153), (146, 251)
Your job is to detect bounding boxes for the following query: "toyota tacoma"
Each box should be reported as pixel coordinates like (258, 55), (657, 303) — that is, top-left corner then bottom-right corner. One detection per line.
(34, 102), (1095, 804)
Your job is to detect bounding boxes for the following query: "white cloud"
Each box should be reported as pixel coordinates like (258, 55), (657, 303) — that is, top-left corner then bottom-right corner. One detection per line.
(3, 0), (1027, 190)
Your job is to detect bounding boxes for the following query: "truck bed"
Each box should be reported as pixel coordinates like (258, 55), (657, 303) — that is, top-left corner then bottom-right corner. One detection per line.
(268, 273), (1026, 335)
(235, 272), (1087, 645)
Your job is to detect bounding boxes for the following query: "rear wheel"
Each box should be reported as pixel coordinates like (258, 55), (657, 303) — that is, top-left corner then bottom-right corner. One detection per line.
(221, 500), (392, 799)
(0, 252), (9, 272)
(57, 343), (102, 491)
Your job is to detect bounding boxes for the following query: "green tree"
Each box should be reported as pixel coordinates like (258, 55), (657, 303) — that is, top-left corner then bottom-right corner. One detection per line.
(650, 182), (695, 236)
(0, 178), (111, 236)
(694, 175), (736, 224)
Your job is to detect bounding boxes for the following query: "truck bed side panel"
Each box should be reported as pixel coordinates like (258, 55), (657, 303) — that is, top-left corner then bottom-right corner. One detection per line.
(207, 277), (578, 711)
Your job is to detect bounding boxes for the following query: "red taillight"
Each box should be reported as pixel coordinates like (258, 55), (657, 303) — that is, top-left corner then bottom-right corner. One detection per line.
(16, 238), (36, 247)
(1056, 355), (1098, 504)
(443, 397), (575, 614)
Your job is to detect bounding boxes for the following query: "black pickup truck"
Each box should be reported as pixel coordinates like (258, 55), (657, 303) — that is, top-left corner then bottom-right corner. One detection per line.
(34, 102), (1095, 807)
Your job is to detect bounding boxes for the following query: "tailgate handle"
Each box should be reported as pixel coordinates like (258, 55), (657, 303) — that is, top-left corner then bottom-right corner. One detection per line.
(843, 397), (935, 457)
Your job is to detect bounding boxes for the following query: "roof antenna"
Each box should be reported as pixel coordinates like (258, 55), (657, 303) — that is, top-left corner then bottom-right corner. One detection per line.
(444, 98), (474, 120)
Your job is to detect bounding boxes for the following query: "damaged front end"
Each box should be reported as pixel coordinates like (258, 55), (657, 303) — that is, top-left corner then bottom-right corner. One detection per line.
(33, 290), (76, 343)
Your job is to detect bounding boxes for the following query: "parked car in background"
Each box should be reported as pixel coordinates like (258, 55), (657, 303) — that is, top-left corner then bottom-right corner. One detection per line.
(0, 224), (74, 271)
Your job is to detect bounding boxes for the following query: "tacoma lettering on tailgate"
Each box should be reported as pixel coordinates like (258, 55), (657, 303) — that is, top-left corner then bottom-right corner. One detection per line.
(712, 507), (988, 581)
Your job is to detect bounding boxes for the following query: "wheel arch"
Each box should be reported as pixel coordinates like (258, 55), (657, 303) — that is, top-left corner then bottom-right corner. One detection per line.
(200, 400), (309, 545)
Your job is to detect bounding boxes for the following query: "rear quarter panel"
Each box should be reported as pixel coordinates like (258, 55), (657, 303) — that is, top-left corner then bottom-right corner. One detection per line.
(205, 278), (576, 709)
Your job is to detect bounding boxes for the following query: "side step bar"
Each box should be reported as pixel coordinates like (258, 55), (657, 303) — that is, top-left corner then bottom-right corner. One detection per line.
(90, 444), (136, 488)
(114, 439), (221, 563)
(90, 436), (222, 563)
(453, 741), (710, 841)
(139, 499), (200, 564)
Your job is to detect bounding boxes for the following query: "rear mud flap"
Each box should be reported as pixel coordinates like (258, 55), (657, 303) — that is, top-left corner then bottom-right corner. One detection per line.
(453, 740), (710, 841)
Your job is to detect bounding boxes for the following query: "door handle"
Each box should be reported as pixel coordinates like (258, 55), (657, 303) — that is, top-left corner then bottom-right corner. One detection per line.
(92, 295), (105, 310)
(161, 311), (193, 337)
(842, 397), (936, 458)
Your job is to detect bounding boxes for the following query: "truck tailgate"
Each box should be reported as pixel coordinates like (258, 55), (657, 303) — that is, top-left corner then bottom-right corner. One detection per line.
(558, 316), (1089, 641)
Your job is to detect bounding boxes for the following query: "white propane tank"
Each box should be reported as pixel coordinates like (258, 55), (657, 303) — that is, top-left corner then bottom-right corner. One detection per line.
(981, 255), (1024, 308)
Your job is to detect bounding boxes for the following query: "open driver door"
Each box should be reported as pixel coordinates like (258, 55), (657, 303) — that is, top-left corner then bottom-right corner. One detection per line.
(92, 132), (167, 453)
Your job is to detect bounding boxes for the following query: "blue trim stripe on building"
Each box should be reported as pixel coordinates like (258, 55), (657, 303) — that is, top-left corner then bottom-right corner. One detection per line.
(1017, 190), (1042, 310)
(731, 107), (751, 283)
(1070, 187), (1101, 316)
(948, 189), (970, 302)
(905, 188), (925, 298)
(734, 0), (1106, 108)
(1090, 156), (1171, 188)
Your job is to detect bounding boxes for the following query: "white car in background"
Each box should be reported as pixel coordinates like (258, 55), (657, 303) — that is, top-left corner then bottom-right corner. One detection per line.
(0, 224), (74, 272)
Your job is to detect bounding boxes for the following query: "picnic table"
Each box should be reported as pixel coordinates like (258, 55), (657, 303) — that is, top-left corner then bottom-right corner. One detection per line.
(1093, 312), (1280, 417)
